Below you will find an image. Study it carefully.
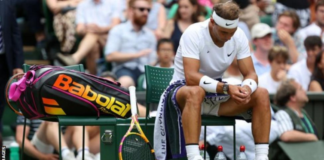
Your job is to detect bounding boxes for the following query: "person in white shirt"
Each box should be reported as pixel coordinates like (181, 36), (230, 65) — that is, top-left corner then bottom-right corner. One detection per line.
(288, 36), (322, 91)
(259, 46), (289, 94)
(299, 0), (324, 43)
(155, 2), (271, 160)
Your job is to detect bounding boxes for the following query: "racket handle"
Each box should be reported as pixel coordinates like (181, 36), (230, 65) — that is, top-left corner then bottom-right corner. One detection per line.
(129, 86), (137, 116)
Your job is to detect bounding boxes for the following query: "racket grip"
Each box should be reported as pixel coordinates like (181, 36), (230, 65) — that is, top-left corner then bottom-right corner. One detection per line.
(129, 86), (137, 116)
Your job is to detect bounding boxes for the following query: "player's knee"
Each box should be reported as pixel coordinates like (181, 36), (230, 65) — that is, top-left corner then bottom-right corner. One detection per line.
(186, 86), (205, 103)
(254, 87), (270, 110)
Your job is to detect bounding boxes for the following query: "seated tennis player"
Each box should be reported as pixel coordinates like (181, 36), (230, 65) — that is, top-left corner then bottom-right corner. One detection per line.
(154, 1), (271, 160)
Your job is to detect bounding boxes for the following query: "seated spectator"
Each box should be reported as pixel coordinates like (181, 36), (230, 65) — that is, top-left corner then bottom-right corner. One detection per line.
(163, 0), (205, 52)
(272, 10), (305, 63)
(272, 0), (310, 28)
(145, 0), (167, 39)
(271, 79), (318, 160)
(309, 50), (324, 92)
(47, 0), (83, 53)
(251, 23), (273, 76)
(57, 0), (122, 75)
(15, 116), (94, 160)
(299, 0), (324, 44)
(288, 36), (322, 91)
(259, 46), (289, 94)
(167, 0), (210, 20)
(105, 0), (157, 88)
(233, 0), (260, 30)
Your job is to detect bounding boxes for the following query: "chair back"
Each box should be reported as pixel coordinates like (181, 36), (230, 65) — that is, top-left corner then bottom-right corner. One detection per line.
(144, 65), (174, 117)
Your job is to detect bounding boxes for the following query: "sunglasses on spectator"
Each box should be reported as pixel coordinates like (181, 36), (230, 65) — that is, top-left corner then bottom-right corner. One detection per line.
(133, 7), (151, 12)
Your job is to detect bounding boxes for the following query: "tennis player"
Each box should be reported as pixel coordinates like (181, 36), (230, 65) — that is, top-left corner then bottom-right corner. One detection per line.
(161, 1), (271, 160)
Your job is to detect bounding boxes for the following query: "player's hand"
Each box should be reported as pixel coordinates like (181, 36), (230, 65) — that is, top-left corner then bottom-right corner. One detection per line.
(136, 49), (152, 58)
(228, 85), (250, 105)
(277, 30), (294, 46)
(40, 154), (59, 160)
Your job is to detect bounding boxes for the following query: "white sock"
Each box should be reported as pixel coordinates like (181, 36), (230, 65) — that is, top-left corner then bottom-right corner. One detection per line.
(77, 147), (90, 157)
(255, 144), (269, 157)
(61, 147), (70, 158)
(186, 145), (200, 160)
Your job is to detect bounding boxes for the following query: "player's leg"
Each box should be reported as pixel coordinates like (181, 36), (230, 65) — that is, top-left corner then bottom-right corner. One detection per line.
(176, 86), (205, 160)
(218, 87), (271, 160)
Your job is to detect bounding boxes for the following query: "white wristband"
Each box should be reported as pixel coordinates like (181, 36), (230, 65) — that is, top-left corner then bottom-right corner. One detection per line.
(242, 79), (257, 93)
(199, 76), (218, 93)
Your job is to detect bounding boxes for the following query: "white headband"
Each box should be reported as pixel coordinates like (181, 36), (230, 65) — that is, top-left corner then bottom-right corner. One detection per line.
(212, 11), (239, 29)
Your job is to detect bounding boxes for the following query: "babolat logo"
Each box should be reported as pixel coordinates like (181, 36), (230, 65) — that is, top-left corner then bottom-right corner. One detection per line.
(53, 74), (130, 117)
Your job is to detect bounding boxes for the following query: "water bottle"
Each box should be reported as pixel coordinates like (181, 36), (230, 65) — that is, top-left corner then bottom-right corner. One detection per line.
(214, 145), (226, 160)
(199, 144), (210, 160)
(237, 145), (248, 160)
(10, 141), (20, 160)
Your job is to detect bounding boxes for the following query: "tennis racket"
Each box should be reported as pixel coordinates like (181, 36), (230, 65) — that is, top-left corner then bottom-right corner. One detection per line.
(119, 86), (155, 160)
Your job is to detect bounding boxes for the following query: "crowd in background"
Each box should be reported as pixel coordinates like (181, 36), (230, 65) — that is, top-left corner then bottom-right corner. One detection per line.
(1, 0), (324, 160)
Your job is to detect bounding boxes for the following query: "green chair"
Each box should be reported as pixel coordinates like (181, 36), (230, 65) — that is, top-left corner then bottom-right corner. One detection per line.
(136, 74), (146, 91)
(144, 65), (236, 160)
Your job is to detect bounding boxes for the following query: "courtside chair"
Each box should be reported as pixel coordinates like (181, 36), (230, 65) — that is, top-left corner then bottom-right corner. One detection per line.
(21, 64), (120, 160)
(144, 65), (237, 160)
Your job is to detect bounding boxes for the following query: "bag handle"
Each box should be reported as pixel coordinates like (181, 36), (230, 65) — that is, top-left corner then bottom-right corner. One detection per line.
(5, 73), (26, 116)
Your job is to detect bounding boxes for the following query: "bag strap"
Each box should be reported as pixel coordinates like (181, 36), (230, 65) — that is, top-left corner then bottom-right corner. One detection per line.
(5, 73), (25, 116)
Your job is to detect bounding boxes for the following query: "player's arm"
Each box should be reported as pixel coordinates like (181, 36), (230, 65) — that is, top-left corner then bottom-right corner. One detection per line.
(183, 57), (225, 93)
(237, 56), (258, 94)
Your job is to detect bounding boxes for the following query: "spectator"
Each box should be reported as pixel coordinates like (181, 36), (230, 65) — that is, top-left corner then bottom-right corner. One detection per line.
(272, 0), (310, 28)
(259, 46), (289, 94)
(272, 10), (305, 63)
(0, 0), (24, 148)
(145, 0), (167, 39)
(272, 79), (318, 160)
(105, 0), (157, 88)
(233, 0), (260, 30)
(57, 0), (122, 75)
(100, 71), (117, 82)
(309, 51), (324, 92)
(299, 0), (324, 44)
(15, 117), (94, 160)
(47, 0), (83, 53)
(167, 0), (210, 20)
(251, 23), (273, 76)
(288, 36), (322, 91)
(163, 0), (205, 52)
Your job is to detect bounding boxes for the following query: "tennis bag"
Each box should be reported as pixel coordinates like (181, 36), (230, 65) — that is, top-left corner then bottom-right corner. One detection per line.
(6, 65), (131, 119)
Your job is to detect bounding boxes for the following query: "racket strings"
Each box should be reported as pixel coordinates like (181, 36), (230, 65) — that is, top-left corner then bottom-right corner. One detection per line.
(122, 134), (154, 160)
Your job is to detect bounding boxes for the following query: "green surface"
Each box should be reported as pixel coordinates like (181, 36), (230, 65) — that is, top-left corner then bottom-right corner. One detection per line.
(278, 141), (324, 160)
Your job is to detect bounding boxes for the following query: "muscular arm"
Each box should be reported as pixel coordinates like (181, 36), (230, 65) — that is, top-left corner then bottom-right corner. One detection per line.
(183, 57), (225, 93)
(237, 57), (258, 92)
(280, 130), (318, 142)
(16, 125), (45, 159)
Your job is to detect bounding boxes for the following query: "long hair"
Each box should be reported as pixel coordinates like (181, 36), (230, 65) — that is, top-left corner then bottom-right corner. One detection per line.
(311, 51), (324, 82)
(174, 0), (207, 23)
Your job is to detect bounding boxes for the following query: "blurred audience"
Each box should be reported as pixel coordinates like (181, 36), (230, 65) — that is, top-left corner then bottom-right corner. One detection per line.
(234, 0), (260, 30)
(272, 10), (305, 63)
(105, 0), (157, 88)
(16, 117), (94, 160)
(251, 23), (273, 76)
(272, 79), (318, 160)
(272, 0), (310, 28)
(57, 0), (122, 75)
(163, 0), (205, 52)
(299, 0), (324, 44)
(167, 0), (210, 20)
(288, 36), (322, 91)
(0, 0), (24, 148)
(47, 0), (83, 53)
(145, 0), (167, 39)
(309, 50), (324, 92)
(259, 46), (289, 94)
